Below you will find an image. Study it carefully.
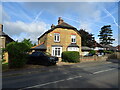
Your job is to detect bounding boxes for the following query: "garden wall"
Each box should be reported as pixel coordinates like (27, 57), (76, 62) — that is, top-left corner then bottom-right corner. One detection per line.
(80, 55), (108, 62)
(80, 52), (120, 62)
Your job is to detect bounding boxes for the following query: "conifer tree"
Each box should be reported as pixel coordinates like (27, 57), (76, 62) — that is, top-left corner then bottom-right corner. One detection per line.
(98, 25), (115, 45)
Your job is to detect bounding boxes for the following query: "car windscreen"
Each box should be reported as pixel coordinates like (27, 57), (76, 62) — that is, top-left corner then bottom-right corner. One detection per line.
(43, 52), (51, 56)
(32, 52), (44, 56)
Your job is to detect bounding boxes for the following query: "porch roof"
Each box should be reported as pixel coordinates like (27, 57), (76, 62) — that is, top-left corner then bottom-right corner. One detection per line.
(31, 42), (47, 50)
(68, 43), (79, 48)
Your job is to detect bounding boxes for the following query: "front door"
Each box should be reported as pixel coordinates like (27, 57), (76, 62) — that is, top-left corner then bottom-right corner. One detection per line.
(52, 47), (62, 57)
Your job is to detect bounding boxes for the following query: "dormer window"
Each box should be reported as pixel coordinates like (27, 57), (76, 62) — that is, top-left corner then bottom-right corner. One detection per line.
(71, 35), (76, 43)
(54, 33), (60, 42)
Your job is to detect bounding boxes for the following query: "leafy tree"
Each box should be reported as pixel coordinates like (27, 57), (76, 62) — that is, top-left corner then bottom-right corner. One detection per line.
(6, 41), (29, 68)
(33, 43), (37, 46)
(78, 29), (95, 48)
(98, 25), (115, 45)
(21, 38), (34, 49)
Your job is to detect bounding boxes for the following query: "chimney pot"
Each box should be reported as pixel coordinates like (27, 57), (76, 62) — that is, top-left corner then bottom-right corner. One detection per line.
(58, 17), (64, 25)
(51, 24), (55, 28)
(0, 24), (3, 32)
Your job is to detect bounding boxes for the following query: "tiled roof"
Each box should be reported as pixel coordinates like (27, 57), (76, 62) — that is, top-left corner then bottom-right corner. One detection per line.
(56, 22), (76, 29)
(68, 43), (79, 47)
(0, 31), (7, 36)
(52, 45), (63, 47)
(31, 42), (47, 50)
(0, 31), (14, 41)
(38, 21), (79, 40)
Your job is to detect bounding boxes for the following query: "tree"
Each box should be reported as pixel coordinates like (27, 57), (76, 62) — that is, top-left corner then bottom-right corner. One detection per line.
(98, 25), (115, 45)
(21, 38), (34, 49)
(78, 29), (95, 48)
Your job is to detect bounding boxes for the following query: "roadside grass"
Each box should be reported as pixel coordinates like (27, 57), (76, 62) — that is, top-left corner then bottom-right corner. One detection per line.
(2, 63), (9, 72)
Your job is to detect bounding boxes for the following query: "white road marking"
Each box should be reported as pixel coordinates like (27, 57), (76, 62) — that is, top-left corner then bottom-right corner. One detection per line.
(20, 75), (82, 89)
(93, 68), (116, 74)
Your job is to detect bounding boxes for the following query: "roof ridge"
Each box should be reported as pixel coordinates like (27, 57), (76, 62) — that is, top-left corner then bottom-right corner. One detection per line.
(57, 21), (75, 28)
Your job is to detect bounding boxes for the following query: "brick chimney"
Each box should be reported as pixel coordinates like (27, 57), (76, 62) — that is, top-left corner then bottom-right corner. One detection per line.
(0, 24), (3, 32)
(58, 17), (64, 25)
(51, 24), (55, 28)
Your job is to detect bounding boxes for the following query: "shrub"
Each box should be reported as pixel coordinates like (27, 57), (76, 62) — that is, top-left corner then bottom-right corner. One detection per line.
(89, 50), (96, 55)
(2, 59), (6, 62)
(103, 50), (113, 54)
(62, 51), (80, 63)
(6, 41), (29, 68)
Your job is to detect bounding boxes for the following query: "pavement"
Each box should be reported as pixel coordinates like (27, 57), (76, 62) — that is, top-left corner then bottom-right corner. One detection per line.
(2, 59), (119, 89)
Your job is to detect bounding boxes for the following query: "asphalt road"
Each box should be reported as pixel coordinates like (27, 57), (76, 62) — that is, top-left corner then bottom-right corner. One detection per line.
(2, 60), (119, 89)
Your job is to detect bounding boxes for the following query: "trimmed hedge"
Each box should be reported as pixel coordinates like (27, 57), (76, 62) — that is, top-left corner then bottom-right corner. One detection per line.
(62, 51), (80, 63)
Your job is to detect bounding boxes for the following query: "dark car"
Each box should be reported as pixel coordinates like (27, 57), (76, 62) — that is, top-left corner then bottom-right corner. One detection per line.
(27, 51), (58, 66)
(84, 53), (98, 57)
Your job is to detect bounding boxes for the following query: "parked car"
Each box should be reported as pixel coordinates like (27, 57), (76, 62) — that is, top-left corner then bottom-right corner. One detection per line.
(27, 51), (58, 66)
(84, 53), (98, 57)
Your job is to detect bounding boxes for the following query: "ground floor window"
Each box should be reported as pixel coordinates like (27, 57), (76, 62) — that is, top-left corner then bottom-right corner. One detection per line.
(52, 47), (62, 57)
(68, 47), (79, 51)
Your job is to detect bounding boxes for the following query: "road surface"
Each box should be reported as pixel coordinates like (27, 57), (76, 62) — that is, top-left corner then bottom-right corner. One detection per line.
(2, 60), (119, 89)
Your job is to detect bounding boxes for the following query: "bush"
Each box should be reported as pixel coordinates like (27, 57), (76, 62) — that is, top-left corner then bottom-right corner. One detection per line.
(2, 59), (6, 62)
(103, 50), (113, 54)
(89, 50), (96, 55)
(62, 51), (80, 63)
(6, 41), (29, 68)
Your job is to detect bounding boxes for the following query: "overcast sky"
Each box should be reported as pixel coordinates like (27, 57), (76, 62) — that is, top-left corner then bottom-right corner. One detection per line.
(0, 1), (119, 46)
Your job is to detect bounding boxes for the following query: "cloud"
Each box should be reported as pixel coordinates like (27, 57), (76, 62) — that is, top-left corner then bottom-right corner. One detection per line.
(2, 0), (119, 2)
(0, 5), (2, 23)
(4, 21), (50, 43)
(2, 2), (118, 45)
(79, 21), (92, 32)
(23, 2), (102, 19)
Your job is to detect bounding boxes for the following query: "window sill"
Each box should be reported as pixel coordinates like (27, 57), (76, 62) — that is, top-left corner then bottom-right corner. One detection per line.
(54, 41), (60, 43)
(71, 42), (76, 44)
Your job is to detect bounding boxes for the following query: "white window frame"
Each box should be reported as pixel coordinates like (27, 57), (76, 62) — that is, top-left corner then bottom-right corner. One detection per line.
(68, 47), (79, 51)
(52, 47), (62, 57)
(71, 35), (76, 43)
(54, 33), (60, 42)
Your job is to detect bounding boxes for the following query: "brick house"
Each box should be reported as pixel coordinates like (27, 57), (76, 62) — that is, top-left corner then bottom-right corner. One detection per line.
(116, 45), (120, 51)
(0, 24), (14, 49)
(0, 24), (14, 62)
(32, 17), (82, 57)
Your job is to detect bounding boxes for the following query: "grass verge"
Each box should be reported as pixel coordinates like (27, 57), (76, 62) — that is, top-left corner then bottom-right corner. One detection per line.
(2, 63), (9, 72)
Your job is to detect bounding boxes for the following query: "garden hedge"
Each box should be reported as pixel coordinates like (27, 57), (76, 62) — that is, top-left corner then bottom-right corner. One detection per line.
(62, 51), (80, 63)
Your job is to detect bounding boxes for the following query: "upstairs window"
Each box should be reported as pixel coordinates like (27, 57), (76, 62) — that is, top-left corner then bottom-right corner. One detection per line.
(54, 33), (60, 42)
(71, 35), (76, 43)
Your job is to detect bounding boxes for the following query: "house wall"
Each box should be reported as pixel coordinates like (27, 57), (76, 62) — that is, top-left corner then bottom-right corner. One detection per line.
(45, 28), (82, 55)
(38, 34), (47, 46)
(0, 36), (6, 48)
(3, 52), (8, 63)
